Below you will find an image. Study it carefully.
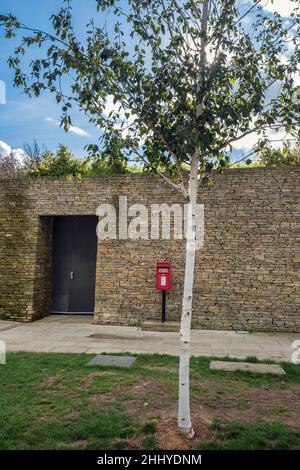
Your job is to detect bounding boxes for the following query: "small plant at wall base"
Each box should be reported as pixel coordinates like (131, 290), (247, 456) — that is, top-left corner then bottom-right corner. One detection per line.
(1, 0), (299, 437)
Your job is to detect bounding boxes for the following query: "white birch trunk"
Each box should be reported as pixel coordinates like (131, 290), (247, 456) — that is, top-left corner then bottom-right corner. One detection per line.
(178, 0), (209, 437)
(178, 151), (199, 437)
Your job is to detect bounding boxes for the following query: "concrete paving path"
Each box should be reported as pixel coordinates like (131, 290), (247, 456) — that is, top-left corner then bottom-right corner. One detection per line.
(0, 315), (298, 362)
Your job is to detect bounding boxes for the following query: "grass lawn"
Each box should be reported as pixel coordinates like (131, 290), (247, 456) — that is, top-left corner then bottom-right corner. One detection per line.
(0, 352), (300, 450)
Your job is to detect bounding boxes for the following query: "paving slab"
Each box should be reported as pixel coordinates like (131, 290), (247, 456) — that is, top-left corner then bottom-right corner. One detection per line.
(0, 321), (21, 333)
(0, 315), (298, 361)
(87, 354), (136, 368)
(210, 360), (286, 375)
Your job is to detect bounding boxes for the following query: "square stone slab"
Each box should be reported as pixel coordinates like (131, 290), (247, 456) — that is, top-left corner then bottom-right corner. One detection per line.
(87, 354), (136, 368)
(210, 360), (286, 376)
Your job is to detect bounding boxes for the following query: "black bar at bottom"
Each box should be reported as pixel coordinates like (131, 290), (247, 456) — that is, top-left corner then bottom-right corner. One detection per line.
(0, 450), (298, 468)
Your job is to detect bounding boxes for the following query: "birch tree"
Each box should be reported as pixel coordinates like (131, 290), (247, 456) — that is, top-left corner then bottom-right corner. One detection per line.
(1, 0), (299, 436)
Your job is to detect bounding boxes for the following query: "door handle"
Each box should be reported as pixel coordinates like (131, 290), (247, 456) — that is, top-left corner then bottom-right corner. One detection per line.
(70, 271), (74, 280)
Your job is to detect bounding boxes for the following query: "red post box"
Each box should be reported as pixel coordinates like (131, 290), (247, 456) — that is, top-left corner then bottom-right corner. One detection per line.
(156, 262), (172, 291)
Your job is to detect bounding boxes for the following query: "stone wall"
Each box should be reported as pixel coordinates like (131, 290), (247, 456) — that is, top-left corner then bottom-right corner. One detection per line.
(0, 180), (34, 321)
(0, 167), (299, 331)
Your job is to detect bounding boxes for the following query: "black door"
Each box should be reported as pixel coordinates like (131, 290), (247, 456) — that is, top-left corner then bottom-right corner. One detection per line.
(51, 216), (98, 313)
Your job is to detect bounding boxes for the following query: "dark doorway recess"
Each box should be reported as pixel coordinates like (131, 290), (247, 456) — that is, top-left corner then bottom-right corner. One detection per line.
(51, 216), (98, 314)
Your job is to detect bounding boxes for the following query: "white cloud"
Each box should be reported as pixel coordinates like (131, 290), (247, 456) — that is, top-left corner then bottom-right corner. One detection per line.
(69, 125), (90, 137)
(103, 95), (139, 139)
(0, 140), (11, 155)
(238, 0), (298, 18)
(293, 72), (300, 87)
(231, 127), (296, 150)
(0, 140), (26, 163)
(45, 117), (90, 137)
(261, 0), (297, 17)
(103, 95), (120, 117)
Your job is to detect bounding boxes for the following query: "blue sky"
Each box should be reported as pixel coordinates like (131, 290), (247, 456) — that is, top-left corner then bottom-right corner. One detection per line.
(0, 0), (102, 156)
(0, 0), (298, 159)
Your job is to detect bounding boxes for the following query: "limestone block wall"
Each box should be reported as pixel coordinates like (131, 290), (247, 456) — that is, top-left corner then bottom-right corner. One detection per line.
(0, 167), (299, 331)
(0, 180), (34, 321)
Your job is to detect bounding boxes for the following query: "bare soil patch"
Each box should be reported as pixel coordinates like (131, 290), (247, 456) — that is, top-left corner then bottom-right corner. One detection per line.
(39, 367), (300, 449)
(189, 379), (300, 431)
(156, 413), (214, 450)
(123, 377), (175, 420)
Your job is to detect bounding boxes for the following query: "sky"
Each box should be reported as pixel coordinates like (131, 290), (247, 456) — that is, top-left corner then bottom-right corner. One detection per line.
(0, 0), (101, 157)
(0, 0), (299, 159)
